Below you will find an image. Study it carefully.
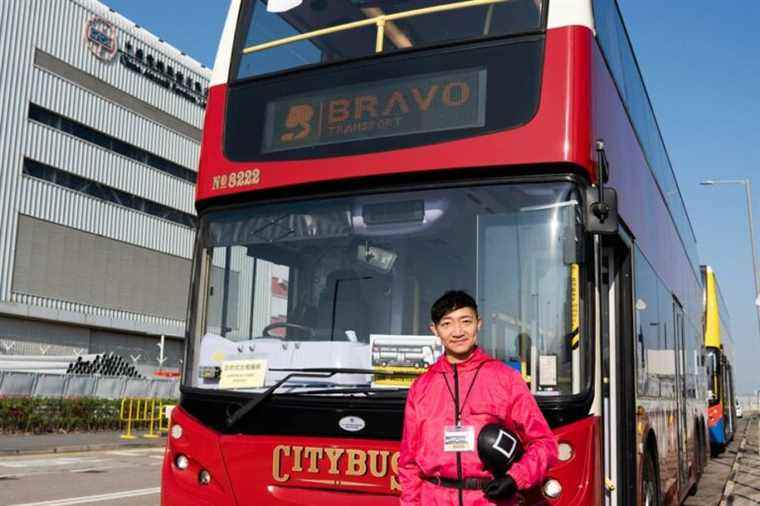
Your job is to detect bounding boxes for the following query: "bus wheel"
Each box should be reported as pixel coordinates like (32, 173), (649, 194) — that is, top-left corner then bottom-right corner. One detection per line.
(643, 449), (661, 506)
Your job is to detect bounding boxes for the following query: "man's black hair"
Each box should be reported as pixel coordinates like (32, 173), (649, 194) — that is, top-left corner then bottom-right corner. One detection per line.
(431, 290), (479, 325)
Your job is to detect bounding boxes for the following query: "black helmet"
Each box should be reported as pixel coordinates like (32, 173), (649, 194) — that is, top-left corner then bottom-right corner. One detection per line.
(477, 424), (524, 476)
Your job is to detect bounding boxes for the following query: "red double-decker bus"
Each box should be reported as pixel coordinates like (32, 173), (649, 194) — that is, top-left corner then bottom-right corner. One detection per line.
(162, 1), (707, 504)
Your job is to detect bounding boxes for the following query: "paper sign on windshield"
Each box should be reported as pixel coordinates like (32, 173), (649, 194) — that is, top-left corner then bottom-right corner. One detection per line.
(370, 334), (442, 388)
(219, 359), (267, 389)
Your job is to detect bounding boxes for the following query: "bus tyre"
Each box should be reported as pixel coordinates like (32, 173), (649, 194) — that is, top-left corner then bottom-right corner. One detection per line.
(643, 448), (661, 506)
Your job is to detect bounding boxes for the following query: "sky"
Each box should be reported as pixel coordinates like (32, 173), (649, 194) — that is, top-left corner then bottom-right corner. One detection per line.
(104, 1), (760, 393)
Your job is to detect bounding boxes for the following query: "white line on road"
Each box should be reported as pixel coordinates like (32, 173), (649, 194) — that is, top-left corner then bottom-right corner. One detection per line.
(69, 466), (115, 473)
(0, 458), (107, 468)
(106, 449), (163, 457)
(7, 487), (161, 506)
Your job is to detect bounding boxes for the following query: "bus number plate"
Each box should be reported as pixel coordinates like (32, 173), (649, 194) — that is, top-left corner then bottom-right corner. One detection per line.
(212, 169), (261, 191)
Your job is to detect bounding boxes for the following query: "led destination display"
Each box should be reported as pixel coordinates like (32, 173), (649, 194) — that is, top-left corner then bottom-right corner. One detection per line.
(262, 68), (486, 153)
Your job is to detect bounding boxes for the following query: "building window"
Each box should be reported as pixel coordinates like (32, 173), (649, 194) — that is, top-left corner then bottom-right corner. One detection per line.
(23, 158), (196, 228)
(28, 103), (197, 184)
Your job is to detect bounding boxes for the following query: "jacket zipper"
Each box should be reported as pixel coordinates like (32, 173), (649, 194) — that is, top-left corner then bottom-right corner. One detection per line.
(453, 363), (464, 506)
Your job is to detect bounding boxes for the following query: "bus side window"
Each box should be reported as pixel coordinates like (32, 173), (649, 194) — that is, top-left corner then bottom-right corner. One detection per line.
(634, 248), (659, 397)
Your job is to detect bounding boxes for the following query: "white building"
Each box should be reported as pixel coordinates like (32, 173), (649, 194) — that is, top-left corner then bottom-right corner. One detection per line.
(0, 0), (211, 371)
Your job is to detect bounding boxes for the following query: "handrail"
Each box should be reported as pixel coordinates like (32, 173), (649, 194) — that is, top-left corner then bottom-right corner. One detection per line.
(242, 0), (508, 55)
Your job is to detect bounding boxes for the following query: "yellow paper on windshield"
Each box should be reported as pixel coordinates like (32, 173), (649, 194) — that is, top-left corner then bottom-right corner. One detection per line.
(219, 359), (267, 389)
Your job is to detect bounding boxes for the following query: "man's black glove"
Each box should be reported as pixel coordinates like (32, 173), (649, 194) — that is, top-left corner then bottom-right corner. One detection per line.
(484, 474), (517, 500)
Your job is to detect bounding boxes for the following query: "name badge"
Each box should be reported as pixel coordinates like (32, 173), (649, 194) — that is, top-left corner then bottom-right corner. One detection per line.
(444, 425), (475, 452)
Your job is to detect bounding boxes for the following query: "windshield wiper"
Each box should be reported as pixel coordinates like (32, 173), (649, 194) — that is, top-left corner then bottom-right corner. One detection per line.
(225, 368), (397, 431)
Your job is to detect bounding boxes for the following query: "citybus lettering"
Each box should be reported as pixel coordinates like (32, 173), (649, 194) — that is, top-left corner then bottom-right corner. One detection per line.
(272, 445), (401, 491)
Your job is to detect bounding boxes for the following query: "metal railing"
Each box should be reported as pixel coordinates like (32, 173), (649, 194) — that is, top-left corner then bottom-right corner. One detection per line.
(119, 397), (173, 440)
(0, 370), (179, 399)
(243, 0), (507, 55)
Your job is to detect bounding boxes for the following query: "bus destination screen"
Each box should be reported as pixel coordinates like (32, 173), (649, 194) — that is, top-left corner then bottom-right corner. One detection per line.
(262, 68), (486, 153)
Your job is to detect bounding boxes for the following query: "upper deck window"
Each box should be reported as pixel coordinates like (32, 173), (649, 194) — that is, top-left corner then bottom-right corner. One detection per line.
(234, 0), (545, 80)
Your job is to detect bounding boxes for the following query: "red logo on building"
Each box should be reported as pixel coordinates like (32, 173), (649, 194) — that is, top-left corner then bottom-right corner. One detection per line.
(84, 17), (118, 62)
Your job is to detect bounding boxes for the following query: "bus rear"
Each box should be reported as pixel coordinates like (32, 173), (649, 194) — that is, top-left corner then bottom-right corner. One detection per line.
(163, 1), (607, 504)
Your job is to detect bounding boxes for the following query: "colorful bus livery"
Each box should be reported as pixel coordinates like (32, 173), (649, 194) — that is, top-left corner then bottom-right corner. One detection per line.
(164, 1), (707, 505)
(701, 266), (737, 455)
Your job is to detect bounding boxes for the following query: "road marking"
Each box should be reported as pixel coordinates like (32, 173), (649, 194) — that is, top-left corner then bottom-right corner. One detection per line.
(7, 487), (161, 506)
(0, 458), (107, 468)
(69, 466), (114, 473)
(106, 449), (163, 456)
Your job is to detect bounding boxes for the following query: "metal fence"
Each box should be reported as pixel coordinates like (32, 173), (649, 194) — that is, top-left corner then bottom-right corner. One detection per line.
(0, 371), (179, 399)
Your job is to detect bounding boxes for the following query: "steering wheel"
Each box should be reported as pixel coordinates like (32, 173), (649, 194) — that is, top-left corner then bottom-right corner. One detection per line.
(262, 322), (316, 338)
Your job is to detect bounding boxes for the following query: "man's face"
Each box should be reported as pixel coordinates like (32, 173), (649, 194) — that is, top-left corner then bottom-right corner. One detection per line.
(430, 306), (482, 362)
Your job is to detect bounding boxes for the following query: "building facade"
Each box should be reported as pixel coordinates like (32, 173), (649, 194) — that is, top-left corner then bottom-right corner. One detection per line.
(0, 0), (211, 371)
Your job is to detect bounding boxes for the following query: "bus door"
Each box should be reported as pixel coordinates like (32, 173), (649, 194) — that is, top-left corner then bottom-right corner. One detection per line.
(672, 299), (689, 490)
(723, 359), (735, 439)
(600, 234), (635, 506)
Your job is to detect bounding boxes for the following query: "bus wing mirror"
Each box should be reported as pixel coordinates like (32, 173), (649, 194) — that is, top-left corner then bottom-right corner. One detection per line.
(585, 186), (619, 235)
(587, 139), (619, 235)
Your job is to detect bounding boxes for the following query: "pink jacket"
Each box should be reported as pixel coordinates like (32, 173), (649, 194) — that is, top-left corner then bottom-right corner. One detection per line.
(399, 347), (558, 505)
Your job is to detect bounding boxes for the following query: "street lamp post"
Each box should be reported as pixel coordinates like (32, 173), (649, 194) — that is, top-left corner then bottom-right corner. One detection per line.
(700, 179), (760, 337)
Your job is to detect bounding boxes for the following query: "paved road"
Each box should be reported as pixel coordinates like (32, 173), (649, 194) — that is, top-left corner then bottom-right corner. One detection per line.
(722, 413), (760, 505)
(0, 431), (165, 456)
(1, 419), (758, 506)
(684, 418), (743, 506)
(0, 447), (163, 506)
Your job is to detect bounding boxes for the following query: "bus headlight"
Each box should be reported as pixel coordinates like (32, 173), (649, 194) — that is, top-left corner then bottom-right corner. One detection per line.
(199, 469), (212, 485)
(558, 442), (573, 462)
(543, 479), (562, 499)
(171, 424), (183, 440)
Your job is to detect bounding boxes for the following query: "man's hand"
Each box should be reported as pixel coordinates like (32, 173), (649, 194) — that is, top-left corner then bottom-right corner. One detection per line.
(484, 474), (517, 500)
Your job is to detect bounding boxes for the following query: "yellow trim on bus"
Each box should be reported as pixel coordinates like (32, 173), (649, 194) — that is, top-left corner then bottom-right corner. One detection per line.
(571, 263), (581, 349)
(704, 268), (721, 349)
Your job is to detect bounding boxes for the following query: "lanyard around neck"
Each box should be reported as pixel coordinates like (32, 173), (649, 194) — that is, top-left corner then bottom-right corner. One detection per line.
(443, 361), (487, 425)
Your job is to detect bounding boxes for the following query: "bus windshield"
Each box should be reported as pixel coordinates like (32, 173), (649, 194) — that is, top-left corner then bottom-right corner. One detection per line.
(187, 182), (587, 397)
(235, 0), (545, 79)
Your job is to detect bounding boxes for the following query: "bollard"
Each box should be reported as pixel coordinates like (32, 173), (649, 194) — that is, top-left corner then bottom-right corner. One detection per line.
(120, 398), (137, 440)
(143, 398), (159, 439)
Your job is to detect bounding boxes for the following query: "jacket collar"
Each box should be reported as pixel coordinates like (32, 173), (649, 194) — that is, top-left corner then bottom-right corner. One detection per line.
(430, 346), (492, 374)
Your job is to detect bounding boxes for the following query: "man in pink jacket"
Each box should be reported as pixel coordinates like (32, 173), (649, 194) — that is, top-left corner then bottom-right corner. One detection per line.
(399, 291), (558, 505)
